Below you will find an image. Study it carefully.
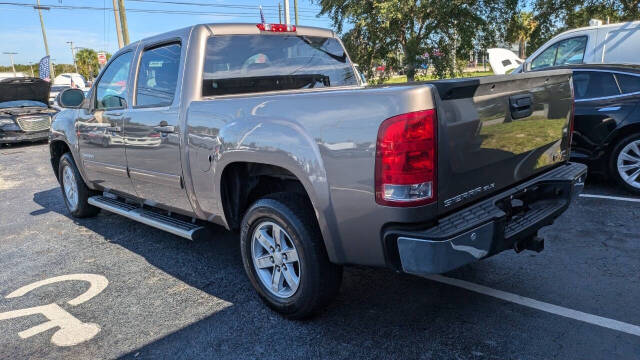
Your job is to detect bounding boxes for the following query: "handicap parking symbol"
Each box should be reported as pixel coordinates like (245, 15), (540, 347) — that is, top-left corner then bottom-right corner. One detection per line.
(0, 274), (108, 347)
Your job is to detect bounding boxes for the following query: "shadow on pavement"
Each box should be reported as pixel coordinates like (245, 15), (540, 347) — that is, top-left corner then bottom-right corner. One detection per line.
(30, 187), (510, 359)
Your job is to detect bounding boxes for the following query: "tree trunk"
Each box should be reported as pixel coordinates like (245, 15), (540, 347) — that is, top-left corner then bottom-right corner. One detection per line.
(407, 64), (416, 82)
(519, 41), (525, 59)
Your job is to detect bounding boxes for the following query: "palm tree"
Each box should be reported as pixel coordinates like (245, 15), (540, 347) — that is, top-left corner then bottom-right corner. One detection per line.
(75, 48), (98, 80)
(506, 12), (537, 59)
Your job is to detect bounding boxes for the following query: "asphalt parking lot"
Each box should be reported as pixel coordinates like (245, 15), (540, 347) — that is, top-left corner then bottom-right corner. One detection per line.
(1, 142), (639, 360)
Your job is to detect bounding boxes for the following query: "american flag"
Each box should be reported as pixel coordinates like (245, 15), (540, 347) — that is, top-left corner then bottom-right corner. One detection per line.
(259, 5), (265, 24)
(38, 55), (51, 82)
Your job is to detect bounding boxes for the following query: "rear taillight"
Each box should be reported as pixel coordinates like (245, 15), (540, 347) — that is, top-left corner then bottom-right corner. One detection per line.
(375, 109), (437, 207)
(256, 23), (297, 32)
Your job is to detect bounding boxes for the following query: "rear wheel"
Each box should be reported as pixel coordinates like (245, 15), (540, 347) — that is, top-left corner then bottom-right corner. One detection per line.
(58, 153), (100, 218)
(240, 193), (343, 319)
(610, 134), (640, 195)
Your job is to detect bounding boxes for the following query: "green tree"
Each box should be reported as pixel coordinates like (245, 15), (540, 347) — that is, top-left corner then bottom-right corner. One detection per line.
(506, 11), (537, 58)
(74, 49), (111, 80)
(75, 48), (98, 80)
(317, 0), (517, 81)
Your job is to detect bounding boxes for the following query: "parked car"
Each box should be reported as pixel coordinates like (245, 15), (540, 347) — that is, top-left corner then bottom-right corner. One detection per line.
(0, 77), (56, 144)
(514, 20), (640, 73)
(49, 85), (70, 107)
(532, 64), (640, 194)
(0, 72), (28, 81)
(50, 23), (586, 318)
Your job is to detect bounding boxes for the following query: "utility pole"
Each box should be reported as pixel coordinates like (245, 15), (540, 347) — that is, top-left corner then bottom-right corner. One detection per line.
(3, 52), (17, 76)
(34, 0), (53, 78)
(278, 2), (282, 24)
(117, 0), (130, 45)
(112, 0), (124, 48)
(284, 0), (290, 25)
(66, 41), (78, 73)
(29, 61), (34, 77)
(293, 0), (299, 26)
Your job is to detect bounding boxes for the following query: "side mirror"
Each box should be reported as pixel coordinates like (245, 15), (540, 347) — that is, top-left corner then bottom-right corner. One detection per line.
(59, 88), (85, 108)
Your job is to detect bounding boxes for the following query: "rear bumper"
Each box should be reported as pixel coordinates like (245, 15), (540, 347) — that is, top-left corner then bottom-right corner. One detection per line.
(385, 162), (587, 275)
(0, 130), (49, 143)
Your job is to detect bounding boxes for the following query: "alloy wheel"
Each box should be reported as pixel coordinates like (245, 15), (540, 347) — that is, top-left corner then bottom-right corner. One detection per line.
(251, 221), (301, 299)
(62, 165), (79, 211)
(617, 139), (640, 189)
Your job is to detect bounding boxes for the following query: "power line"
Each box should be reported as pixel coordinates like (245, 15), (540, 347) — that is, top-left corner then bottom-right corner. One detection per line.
(121, 0), (321, 14)
(0, 1), (326, 20)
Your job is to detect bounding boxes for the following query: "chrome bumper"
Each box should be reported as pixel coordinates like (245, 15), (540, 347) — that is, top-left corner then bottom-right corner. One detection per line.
(389, 162), (587, 275)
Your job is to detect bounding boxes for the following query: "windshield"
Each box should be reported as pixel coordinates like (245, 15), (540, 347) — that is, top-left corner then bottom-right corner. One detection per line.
(0, 100), (48, 109)
(203, 35), (356, 96)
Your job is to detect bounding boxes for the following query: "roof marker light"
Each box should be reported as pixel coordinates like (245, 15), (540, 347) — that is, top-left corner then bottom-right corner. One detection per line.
(257, 23), (297, 32)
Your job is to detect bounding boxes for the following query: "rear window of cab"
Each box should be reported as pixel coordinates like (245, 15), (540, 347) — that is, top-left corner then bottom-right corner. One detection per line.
(202, 35), (357, 96)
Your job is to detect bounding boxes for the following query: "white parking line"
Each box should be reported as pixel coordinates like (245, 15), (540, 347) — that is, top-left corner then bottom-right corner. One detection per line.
(579, 193), (640, 203)
(423, 274), (640, 337)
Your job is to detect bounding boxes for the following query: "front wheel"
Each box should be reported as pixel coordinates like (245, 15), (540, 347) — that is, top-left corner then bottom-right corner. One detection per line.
(58, 153), (100, 218)
(610, 134), (640, 195)
(240, 193), (343, 319)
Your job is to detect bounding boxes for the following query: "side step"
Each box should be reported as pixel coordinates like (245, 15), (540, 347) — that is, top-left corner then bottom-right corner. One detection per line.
(88, 195), (208, 241)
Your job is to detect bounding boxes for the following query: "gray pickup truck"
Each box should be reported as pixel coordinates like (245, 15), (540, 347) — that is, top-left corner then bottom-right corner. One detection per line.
(50, 23), (587, 318)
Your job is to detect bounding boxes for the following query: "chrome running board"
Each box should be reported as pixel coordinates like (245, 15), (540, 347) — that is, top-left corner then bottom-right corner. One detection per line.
(88, 195), (207, 241)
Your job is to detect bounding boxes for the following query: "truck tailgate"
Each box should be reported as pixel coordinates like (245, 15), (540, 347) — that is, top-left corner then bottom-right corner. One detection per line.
(432, 69), (574, 213)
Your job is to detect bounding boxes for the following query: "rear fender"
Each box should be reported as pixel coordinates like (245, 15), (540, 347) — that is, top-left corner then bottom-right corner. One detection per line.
(213, 117), (343, 263)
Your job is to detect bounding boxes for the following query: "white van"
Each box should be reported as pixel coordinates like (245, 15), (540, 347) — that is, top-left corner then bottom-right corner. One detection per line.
(515, 20), (640, 73)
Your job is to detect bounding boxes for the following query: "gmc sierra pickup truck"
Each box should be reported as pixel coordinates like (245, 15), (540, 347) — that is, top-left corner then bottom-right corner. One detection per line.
(50, 23), (587, 318)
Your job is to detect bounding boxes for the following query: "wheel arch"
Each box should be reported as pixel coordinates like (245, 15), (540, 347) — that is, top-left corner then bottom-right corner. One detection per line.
(216, 157), (343, 264)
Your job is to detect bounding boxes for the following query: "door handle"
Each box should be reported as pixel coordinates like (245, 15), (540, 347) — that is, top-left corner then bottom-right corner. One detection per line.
(598, 106), (621, 112)
(154, 125), (176, 133)
(509, 93), (534, 119)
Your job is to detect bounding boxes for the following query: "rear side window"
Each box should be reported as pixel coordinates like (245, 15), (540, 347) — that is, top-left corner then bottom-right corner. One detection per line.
(136, 43), (181, 107)
(573, 71), (620, 100)
(615, 73), (640, 94)
(202, 35), (357, 96)
(531, 36), (587, 70)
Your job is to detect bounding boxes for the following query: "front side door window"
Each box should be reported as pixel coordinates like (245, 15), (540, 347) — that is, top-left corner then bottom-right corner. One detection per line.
(95, 52), (133, 110)
(530, 37), (587, 71)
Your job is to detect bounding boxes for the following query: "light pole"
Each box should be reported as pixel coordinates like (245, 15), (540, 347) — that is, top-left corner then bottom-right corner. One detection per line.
(284, 0), (290, 25)
(66, 41), (78, 73)
(2, 52), (17, 76)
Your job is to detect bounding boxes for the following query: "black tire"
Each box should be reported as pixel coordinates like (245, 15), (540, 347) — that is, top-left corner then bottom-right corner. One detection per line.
(58, 153), (100, 218)
(610, 133), (640, 195)
(240, 193), (343, 319)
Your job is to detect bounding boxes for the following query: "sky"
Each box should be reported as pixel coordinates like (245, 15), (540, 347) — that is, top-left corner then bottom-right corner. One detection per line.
(0, 0), (334, 66)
